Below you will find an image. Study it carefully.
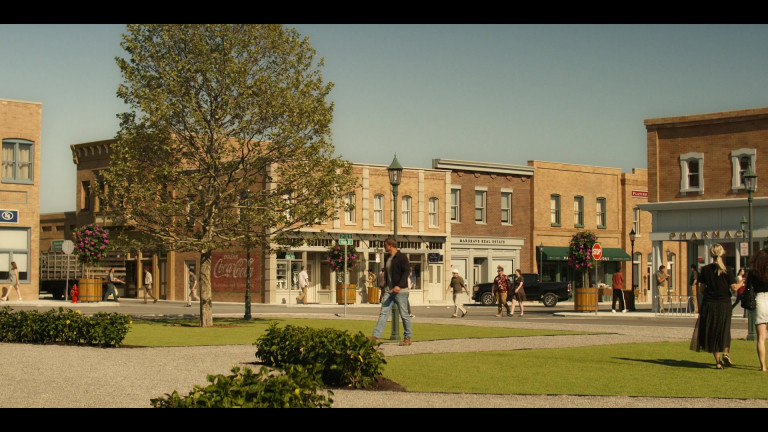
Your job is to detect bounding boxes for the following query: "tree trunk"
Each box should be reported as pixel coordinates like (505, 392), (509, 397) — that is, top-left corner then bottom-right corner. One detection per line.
(199, 251), (213, 327)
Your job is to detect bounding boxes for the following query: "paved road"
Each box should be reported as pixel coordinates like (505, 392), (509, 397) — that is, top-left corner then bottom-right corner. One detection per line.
(0, 297), (762, 408)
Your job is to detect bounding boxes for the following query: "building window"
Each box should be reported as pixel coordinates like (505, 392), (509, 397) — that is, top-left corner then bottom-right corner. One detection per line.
(633, 207), (640, 235)
(501, 191), (512, 224)
(401, 195), (412, 227)
(373, 194), (384, 226)
(573, 196), (584, 228)
(550, 194), (561, 226)
(0, 228), (30, 283)
(596, 197), (606, 229)
(428, 197), (438, 228)
(344, 192), (355, 224)
(679, 152), (704, 195)
(730, 148), (757, 193)
(474, 190), (486, 224)
(1, 139), (33, 184)
(81, 181), (91, 211)
(450, 187), (460, 222)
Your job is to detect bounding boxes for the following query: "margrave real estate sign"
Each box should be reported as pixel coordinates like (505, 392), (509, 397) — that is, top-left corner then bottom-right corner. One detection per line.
(211, 253), (260, 293)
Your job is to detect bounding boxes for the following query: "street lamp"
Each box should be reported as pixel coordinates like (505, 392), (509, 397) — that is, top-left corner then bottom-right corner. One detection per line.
(629, 228), (636, 311)
(387, 155), (403, 341)
(238, 190), (252, 320)
(538, 242), (544, 277)
(744, 168), (757, 340)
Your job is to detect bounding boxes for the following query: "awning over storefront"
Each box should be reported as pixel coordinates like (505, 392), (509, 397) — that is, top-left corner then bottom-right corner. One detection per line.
(539, 246), (630, 261)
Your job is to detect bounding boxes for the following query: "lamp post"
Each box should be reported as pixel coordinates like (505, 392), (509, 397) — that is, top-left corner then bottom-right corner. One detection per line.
(538, 242), (544, 277)
(741, 216), (748, 270)
(238, 191), (252, 320)
(629, 228), (636, 311)
(387, 155), (403, 341)
(744, 168), (757, 341)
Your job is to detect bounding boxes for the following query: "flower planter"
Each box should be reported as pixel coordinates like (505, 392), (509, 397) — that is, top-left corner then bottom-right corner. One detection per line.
(336, 284), (356, 304)
(574, 286), (596, 312)
(78, 278), (103, 303)
(367, 287), (380, 304)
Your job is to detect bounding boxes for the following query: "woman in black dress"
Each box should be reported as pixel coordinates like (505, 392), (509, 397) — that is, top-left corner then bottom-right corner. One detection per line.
(690, 244), (741, 369)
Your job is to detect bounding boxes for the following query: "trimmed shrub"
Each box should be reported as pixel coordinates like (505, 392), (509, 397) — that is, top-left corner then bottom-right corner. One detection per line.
(254, 323), (386, 389)
(0, 306), (131, 347)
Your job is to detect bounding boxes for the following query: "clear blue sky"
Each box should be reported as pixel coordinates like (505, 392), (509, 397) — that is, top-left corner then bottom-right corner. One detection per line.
(2, 24), (768, 214)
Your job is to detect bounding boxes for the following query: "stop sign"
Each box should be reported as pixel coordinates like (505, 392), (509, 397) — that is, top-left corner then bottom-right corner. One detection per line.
(592, 243), (603, 260)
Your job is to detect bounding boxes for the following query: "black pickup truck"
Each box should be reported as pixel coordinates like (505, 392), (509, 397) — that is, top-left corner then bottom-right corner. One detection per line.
(471, 273), (572, 307)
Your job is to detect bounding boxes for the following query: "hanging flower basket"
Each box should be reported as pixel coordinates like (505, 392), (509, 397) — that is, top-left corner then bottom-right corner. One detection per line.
(73, 223), (110, 279)
(327, 242), (358, 272)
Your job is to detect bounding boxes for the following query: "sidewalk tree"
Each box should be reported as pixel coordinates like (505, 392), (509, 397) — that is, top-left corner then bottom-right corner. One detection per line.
(99, 24), (358, 327)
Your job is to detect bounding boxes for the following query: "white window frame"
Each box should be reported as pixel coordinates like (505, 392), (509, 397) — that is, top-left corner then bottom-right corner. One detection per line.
(474, 188), (487, 224)
(428, 197), (439, 228)
(373, 194), (384, 226)
(401, 195), (412, 227)
(679, 152), (704, 195)
(730, 148), (757, 193)
(501, 190), (512, 225)
(633, 207), (640, 235)
(450, 187), (461, 223)
(344, 192), (355, 225)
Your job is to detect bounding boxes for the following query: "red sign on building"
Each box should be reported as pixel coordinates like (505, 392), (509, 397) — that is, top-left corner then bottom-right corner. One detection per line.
(631, 190), (648, 198)
(211, 253), (260, 293)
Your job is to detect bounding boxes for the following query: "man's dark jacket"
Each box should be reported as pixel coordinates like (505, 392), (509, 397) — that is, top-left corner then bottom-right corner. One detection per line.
(385, 251), (410, 291)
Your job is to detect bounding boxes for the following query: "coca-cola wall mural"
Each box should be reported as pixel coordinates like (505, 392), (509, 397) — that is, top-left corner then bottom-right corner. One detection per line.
(211, 253), (260, 293)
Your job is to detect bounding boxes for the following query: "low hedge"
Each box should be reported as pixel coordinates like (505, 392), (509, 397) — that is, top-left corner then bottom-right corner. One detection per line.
(0, 306), (132, 347)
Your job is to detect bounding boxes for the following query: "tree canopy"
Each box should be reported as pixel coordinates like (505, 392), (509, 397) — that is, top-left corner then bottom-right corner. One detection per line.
(100, 24), (358, 326)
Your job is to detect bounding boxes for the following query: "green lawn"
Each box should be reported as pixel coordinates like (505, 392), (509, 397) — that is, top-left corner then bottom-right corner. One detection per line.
(122, 317), (768, 400)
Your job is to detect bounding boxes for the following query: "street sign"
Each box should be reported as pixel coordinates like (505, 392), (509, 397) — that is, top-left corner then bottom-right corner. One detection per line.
(61, 240), (75, 255)
(592, 243), (603, 261)
(339, 233), (353, 245)
(51, 240), (64, 252)
(741, 241), (749, 256)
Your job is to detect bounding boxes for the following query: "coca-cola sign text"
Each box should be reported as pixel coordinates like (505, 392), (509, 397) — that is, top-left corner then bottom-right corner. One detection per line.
(211, 253), (260, 293)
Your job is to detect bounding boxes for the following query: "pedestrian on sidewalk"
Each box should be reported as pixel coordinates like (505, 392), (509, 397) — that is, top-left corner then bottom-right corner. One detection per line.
(103, 268), (123, 302)
(143, 267), (158, 304)
(370, 237), (412, 346)
(690, 244), (740, 369)
(611, 270), (627, 313)
(510, 269), (526, 317)
(186, 269), (200, 307)
(1, 261), (21, 302)
(493, 266), (512, 317)
(447, 268), (469, 318)
(296, 265), (309, 304)
(656, 265), (670, 313)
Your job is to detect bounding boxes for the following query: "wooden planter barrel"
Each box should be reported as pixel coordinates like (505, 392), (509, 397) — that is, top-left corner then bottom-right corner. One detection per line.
(574, 287), (597, 312)
(336, 284), (357, 305)
(367, 287), (380, 304)
(78, 278), (103, 303)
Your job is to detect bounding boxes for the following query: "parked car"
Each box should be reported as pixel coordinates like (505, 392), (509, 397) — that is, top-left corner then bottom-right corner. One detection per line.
(471, 273), (572, 307)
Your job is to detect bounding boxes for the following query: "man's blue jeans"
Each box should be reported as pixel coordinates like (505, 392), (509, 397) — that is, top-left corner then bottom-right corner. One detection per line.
(373, 290), (412, 339)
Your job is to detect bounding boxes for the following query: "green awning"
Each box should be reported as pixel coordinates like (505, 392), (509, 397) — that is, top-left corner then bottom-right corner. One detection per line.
(539, 246), (630, 262)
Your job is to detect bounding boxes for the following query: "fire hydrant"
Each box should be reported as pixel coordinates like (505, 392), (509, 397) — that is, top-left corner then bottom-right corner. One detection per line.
(70, 284), (79, 303)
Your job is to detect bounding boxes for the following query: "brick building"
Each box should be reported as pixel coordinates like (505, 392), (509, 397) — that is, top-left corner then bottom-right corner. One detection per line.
(0, 98), (41, 299)
(639, 107), (768, 312)
(432, 159), (533, 287)
(528, 160), (650, 302)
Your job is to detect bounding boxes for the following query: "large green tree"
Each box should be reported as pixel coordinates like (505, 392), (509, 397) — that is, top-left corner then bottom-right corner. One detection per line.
(101, 24), (358, 327)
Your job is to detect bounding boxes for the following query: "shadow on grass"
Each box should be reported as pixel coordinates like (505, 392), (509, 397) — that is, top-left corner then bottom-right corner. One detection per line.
(615, 357), (724, 369)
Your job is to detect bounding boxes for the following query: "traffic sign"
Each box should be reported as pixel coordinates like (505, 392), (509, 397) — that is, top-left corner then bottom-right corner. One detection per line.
(61, 240), (75, 255)
(339, 233), (353, 245)
(591, 243), (603, 261)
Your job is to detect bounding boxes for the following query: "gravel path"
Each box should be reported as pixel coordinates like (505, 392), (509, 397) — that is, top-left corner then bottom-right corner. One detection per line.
(1, 314), (766, 408)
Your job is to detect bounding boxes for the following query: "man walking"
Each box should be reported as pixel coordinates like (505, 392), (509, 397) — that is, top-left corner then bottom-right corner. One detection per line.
(493, 266), (512, 317)
(656, 265), (670, 313)
(611, 270), (627, 313)
(370, 237), (412, 346)
(186, 269), (200, 307)
(143, 267), (157, 304)
(296, 265), (309, 304)
(447, 268), (469, 318)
